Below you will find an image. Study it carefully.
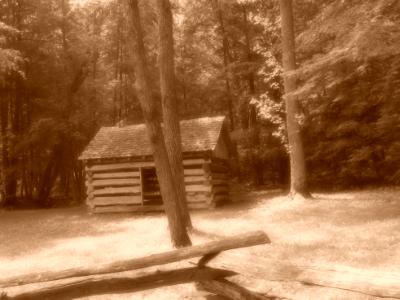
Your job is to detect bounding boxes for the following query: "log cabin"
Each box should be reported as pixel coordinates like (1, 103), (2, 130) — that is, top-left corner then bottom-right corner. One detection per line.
(79, 116), (231, 213)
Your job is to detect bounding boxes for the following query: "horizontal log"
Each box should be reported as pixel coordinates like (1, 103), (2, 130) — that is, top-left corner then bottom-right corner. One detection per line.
(197, 279), (270, 300)
(210, 254), (400, 299)
(184, 169), (205, 176)
(4, 267), (236, 300)
(91, 178), (140, 188)
(182, 158), (208, 166)
(89, 163), (141, 172)
(0, 231), (270, 287)
(184, 175), (207, 183)
(93, 187), (141, 196)
(185, 185), (212, 193)
(93, 205), (164, 214)
(186, 191), (210, 197)
(89, 160), (207, 174)
(184, 178), (228, 186)
(93, 196), (142, 206)
(186, 194), (209, 203)
(92, 171), (140, 179)
(143, 194), (161, 200)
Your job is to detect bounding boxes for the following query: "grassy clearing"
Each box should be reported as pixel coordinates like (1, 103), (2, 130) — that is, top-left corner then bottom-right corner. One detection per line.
(1, 187), (399, 299)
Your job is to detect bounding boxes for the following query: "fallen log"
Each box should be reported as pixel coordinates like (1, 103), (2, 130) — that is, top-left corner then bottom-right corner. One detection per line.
(3, 267), (235, 300)
(0, 231), (270, 288)
(211, 253), (400, 299)
(197, 279), (275, 300)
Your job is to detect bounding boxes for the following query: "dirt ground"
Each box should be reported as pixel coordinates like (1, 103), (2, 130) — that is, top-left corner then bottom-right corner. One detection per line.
(1, 187), (400, 299)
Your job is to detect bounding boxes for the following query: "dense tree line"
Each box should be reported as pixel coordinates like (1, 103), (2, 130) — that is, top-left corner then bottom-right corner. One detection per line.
(0, 0), (399, 207)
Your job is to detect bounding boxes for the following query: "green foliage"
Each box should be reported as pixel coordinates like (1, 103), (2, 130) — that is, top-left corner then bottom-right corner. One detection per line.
(295, 0), (400, 188)
(1, 0), (399, 207)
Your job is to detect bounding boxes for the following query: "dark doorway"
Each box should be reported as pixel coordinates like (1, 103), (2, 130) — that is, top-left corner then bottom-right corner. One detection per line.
(141, 167), (162, 205)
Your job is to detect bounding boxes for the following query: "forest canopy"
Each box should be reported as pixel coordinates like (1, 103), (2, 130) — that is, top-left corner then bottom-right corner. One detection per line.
(0, 0), (399, 207)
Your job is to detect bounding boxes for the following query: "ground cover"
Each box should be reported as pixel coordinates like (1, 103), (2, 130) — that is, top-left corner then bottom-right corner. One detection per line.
(1, 187), (399, 299)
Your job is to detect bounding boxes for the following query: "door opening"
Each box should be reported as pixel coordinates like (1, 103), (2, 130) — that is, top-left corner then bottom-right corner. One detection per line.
(140, 167), (162, 205)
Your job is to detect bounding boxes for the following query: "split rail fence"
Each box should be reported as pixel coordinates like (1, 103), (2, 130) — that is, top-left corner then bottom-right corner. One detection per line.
(1, 230), (400, 299)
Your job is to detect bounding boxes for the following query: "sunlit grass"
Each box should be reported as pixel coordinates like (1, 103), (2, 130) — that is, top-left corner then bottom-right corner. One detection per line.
(1, 187), (399, 299)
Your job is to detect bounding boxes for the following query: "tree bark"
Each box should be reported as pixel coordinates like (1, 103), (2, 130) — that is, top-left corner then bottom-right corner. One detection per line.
(279, 0), (309, 197)
(156, 0), (192, 229)
(127, 0), (191, 248)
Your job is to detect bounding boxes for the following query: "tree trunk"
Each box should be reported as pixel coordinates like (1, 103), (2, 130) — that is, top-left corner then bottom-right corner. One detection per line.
(241, 4), (263, 186)
(156, 0), (192, 229)
(0, 88), (10, 206)
(127, 0), (191, 248)
(212, 0), (242, 180)
(213, 0), (234, 129)
(36, 142), (64, 207)
(279, 0), (309, 197)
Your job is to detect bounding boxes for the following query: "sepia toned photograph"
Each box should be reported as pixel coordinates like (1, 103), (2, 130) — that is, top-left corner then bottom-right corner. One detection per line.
(0, 0), (399, 299)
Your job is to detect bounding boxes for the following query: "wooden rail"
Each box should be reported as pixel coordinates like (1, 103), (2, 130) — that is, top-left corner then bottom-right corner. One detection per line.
(3, 268), (237, 300)
(2, 228), (398, 299)
(0, 231), (270, 288)
(210, 253), (400, 299)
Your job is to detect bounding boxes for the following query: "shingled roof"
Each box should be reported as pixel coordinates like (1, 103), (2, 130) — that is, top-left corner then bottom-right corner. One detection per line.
(79, 116), (226, 160)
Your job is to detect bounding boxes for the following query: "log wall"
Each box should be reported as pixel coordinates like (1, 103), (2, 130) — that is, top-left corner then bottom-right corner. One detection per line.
(85, 162), (142, 213)
(85, 156), (230, 213)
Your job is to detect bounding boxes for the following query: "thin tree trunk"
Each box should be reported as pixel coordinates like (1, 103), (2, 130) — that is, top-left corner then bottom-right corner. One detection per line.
(241, 5), (256, 95)
(36, 142), (64, 207)
(213, 0), (234, 130)
(157, 0), (192, 229)
(127, 0), (191, 248)
(241, 4), (263, 185)
(213, 0), (241, 180)
(114, 3), (122, 124)
(279, 0), (309, 197)
(0, 87), (10, 206)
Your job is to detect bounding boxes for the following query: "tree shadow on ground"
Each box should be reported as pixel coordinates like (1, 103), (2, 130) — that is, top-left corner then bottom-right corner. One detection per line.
(286, 194), (400, 226)
(197, 188), (285, 220)
(0, 206), (136, 258)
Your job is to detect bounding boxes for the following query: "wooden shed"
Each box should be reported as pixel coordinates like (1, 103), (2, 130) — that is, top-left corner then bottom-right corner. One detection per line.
(79, 116), (231, 213)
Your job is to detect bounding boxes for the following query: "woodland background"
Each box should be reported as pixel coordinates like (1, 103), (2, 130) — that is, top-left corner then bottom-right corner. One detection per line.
(0, 0), (399, 207)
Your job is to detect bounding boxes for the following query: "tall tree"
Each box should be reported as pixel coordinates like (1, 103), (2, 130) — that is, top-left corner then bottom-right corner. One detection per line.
(157, 0), (192, 228)
(279, 0), (309, 197)
(212, 0), (234, 129)
(127, 0), (191, 247)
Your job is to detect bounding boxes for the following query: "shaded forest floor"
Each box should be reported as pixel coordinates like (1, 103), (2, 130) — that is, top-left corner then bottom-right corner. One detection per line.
(1, 187), (400, 299)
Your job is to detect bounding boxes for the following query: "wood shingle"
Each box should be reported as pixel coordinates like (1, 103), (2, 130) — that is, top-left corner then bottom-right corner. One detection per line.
(79, 116), (226, 161)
